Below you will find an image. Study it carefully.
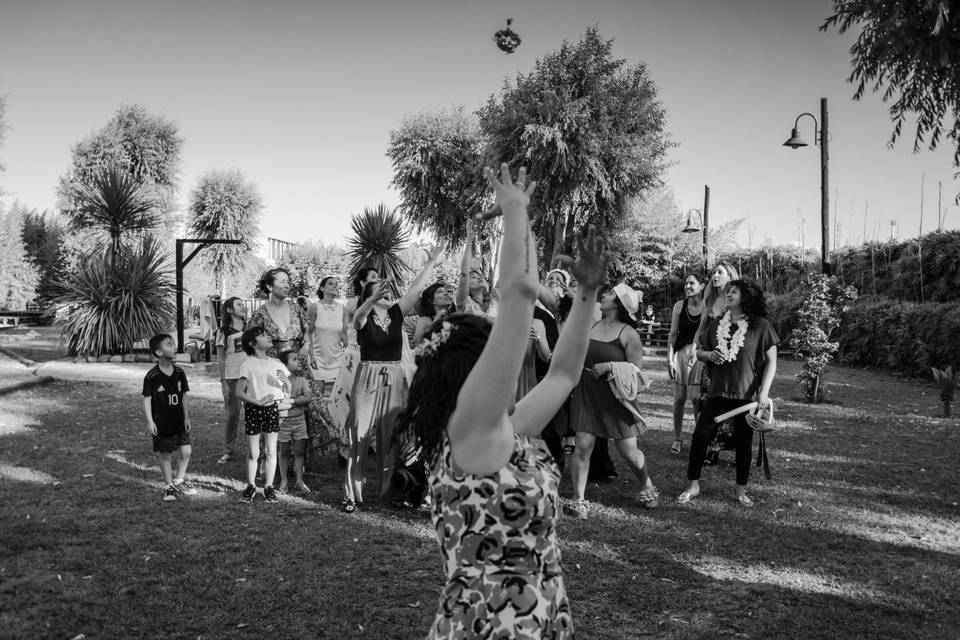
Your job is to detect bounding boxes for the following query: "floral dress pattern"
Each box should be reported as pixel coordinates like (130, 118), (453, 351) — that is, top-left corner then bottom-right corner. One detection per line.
(428, 435), (573, 639)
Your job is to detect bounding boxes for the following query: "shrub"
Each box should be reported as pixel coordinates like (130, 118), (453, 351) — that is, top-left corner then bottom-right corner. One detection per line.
(51, 237), (175, 356)
(788, 274), (858, 402)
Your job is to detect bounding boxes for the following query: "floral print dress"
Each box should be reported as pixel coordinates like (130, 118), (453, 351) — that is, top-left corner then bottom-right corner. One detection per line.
(428, 435), (573, 639)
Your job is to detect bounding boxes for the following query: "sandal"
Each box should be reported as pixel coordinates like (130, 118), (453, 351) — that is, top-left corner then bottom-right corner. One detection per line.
(638, 485), (661, 509)
(669, 440), (682, 456)
(736, 494), (755, 508)
(341, 498), (356, 513)
(563, 499), (589, 520)
(677, 488), (700, 504)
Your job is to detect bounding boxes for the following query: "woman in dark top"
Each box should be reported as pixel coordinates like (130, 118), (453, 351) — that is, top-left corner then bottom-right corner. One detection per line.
(678, 278), (778, 508)
(666, 273), (706, 455)
(342, 247), (442, 512)
(566, 284), (660, 519)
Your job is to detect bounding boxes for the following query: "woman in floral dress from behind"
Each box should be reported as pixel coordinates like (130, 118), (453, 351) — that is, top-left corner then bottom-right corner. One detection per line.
(394, 164), (609, 639)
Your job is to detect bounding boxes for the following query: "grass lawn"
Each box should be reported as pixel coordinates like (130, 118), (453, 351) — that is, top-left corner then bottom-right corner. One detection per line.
(1, 357), (958, 639)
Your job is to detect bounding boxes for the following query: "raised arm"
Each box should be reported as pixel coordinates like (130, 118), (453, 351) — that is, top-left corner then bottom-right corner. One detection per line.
(353, 282), (390, 331)
(512, 227), (609, 437)
(397, 247), (443, 316)
(455, 224), (475, 307)
(448, 165), (538, 473)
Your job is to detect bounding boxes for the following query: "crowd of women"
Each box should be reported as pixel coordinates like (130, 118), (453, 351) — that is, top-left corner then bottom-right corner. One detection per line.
(212, 164), (779, 637)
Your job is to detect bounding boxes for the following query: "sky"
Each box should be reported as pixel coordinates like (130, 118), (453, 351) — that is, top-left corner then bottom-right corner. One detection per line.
(1, 0), (957, 252)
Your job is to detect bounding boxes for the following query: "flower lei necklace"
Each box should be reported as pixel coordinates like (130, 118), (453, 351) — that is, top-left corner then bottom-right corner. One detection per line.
(715, 311), (748, 362)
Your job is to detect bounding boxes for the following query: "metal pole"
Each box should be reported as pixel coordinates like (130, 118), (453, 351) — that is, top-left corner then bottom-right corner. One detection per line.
(175, 239), (185, 353)
(820, 97), (831, 275)
(703, 185), (710, 273)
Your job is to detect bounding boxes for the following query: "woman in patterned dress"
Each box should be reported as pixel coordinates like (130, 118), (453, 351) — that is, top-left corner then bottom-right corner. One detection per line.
(394, 164), (609, 639)
(247, 268), (310, 362)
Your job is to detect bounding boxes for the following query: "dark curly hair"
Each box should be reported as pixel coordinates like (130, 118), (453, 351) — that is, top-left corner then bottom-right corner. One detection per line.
(393, 313), (493, 467)
(241, 325), (268, 355)
(353, 266), (379, 296)
(419, 282), (457, 319)
(727, 278), (767, 318)
(259, 268), (291, 296)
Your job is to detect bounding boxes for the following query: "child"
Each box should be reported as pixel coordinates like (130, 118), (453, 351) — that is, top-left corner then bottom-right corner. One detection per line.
(276, 350), (312, 493)
(235, 325), (290, 503)
(142, 334), (197, 502)
(215, 297), (248, 465)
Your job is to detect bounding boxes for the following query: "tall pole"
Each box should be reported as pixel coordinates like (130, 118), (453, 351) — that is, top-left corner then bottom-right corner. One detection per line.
(820, 97), (831, 275)
(175, 239), (185, 354)
(703, 184), (710, 273)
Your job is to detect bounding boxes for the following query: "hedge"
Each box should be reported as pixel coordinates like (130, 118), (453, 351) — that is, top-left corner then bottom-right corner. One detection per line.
(838, 300), (960, 377)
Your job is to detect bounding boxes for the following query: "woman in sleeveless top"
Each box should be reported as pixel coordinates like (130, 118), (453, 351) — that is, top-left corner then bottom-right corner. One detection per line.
(566, 284), (660, 518)
(326, 267), (380, 461)
(666, 273), (706, 455)
(306, 276), (347, 458)
(342, 248), (443, 511)
(394, 164), (608, 639)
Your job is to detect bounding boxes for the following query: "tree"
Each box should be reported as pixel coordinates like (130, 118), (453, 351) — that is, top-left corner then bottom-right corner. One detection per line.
(0, 202), (40, 310)
(823, 1), (960, 200)
(57, 104), (184, 225)
(278, 240), (349, 298)
(606, 188), (684, 289)
(346, 204), (411, 298)
(387, 107), (491, 247)
(479, 26), (672, 271)
(186, 168), (263, 296)
(17, 204), (65, 303)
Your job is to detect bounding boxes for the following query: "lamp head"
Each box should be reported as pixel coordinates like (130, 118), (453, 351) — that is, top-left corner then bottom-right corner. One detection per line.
(682, 209), (701, 233)
(783, 127), (808, 149)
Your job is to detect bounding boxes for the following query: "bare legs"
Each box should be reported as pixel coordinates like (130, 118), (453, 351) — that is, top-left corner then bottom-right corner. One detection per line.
(247, 433), (278, 488)
(570, 432), (657, 508)
(671, 383), (701, 451)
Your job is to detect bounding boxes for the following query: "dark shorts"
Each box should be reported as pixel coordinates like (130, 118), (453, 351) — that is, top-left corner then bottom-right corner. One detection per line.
(153, 431), (191, 453)
(245, 403), (280, 436)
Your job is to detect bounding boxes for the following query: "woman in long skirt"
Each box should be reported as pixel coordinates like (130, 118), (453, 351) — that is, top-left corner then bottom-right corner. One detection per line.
(342, 248), (442, 511)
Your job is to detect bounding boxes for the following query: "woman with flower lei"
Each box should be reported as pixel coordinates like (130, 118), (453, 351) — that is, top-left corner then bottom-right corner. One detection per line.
(678, 278), (779, 507)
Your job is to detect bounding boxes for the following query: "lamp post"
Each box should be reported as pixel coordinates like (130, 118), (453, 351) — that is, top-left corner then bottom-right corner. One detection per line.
(783, 97), (831, 275)
(175, 238), (242, 353)
(682, 185), (711, 273)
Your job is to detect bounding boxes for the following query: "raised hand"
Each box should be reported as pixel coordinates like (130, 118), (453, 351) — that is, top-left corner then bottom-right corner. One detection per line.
(425, 244), (443, 261)
(371, 280), (392, 301)
(477, 163), (537, 220)
(554, 226), (609, 290)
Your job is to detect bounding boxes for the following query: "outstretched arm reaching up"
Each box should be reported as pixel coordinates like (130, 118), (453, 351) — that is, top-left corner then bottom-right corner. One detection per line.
(447, 164), (538, 475)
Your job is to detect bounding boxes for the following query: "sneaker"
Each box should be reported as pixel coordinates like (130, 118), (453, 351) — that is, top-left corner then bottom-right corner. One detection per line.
(172, 479), (198, 496)
(216, 454), (233, 465)
(263, 486), (279, 503)
(240, 484), (257, 502)
(163, 486), (177, 502)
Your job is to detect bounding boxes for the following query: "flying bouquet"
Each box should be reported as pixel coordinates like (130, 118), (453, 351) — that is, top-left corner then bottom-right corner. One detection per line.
(494, 18), (521, 54)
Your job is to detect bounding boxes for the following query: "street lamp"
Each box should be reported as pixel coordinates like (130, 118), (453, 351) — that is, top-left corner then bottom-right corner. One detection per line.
(783, 97), (831, 275)
(681, 185), (711, 273)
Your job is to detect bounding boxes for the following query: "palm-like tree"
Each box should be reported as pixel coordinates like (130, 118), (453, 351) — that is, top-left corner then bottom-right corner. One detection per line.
(71, 164), (159, 254)
(347, 204), (411, 298)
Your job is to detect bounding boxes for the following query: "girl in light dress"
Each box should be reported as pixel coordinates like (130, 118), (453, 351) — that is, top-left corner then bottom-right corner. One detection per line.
(306, 276), (347, 458)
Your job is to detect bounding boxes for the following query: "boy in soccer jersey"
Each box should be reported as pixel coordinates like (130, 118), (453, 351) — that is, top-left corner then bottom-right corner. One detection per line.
(143, 334), (197, 502)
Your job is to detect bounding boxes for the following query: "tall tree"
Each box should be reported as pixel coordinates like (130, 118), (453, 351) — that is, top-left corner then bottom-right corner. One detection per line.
(387, 107), (491, 247)
(57, 104), (184, 225)
(479, 26), (672, 271)
(278, 240), (349, 298)
(607, 188), (684, 289)
(186, 168), (263, 296)
(17, 204), (65, 303)
(0, 202), (41, 310)
(823, 1), (960, 200)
